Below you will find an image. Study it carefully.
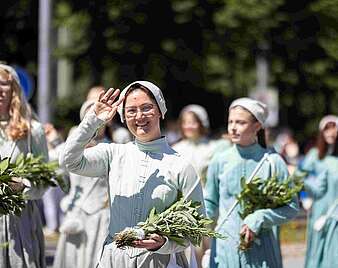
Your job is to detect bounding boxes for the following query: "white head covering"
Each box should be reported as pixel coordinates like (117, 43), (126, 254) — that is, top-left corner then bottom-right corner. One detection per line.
(181, 104), (210, 129)
(80, 100), (95, 120)
(229, 97), (269, 127)
(319, 115), (338, 131)
(0, 63), (21, 87)
(117, 81), (167, 123)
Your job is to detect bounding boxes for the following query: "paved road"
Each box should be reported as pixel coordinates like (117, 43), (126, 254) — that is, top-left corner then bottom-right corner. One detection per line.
(284, 257), (305, 268)
(282, 243), (305, 268)
(45, 236), (306, 268)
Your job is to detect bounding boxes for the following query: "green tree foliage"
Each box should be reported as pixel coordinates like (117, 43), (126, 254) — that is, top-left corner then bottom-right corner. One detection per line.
(0, 1), (38, 79)
(1, 0), (338, 145)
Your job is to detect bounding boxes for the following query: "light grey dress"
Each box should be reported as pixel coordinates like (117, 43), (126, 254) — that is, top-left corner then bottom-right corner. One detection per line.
(53, 170), (109, 268)
(60, 112), (205, 268)
(0, 120), (49, 268)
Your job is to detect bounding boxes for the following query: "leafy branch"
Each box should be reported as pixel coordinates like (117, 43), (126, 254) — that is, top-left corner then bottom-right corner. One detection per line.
(0, 153), (65, 216)
(236, 172), (305, 250)
(114, 195), (225, 249)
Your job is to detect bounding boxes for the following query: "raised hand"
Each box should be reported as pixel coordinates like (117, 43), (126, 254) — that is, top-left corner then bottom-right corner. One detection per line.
(94, 88), (124, 122)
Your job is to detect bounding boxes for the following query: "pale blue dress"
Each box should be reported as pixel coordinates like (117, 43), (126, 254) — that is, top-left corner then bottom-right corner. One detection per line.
(300, 148), (338, 268)
(60, 112), (205, 268)
(205, 143), (299, 268)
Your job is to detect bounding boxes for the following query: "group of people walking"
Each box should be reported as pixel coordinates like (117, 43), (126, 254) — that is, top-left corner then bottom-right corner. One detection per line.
(0, 62), (337, 268)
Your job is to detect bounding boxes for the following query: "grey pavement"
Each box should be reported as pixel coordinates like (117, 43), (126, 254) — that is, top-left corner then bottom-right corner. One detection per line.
(282, 243), (306, 268)
(45, 236), (306, 268)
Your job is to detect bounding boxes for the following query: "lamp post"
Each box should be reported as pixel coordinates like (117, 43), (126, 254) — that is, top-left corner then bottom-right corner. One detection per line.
(250, 44), (279, 128)
(37, 0), (52, 123)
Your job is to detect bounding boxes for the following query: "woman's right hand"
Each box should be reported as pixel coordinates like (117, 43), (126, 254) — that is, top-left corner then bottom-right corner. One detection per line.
(9, 177), (25, 192)
(94, 88), (124, 122)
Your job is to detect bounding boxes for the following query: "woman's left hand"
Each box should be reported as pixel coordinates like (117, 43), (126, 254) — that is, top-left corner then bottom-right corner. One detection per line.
(240, 224), (255, 244)
(133, 233), (166, 250)
(94, 88), (124, 123)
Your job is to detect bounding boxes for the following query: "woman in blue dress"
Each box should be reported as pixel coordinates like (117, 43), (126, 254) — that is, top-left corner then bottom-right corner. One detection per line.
(300, 115), (338, 268)
(205, 97), (299, 268)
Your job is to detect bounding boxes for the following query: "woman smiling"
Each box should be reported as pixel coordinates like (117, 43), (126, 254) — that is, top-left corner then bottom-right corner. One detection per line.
(60, 81), (204, 268)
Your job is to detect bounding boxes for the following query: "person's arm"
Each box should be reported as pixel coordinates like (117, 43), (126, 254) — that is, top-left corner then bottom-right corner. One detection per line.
(60, 88), (123, 177)
(204, 156), (220, 220)
(297, 149), (328, 199)
(59, 112), (111, 178)
(299, 149), (317, 174)
(303, 169), (328, 199)
(243, 155), (299, 234)
(23, 121), (49, 200)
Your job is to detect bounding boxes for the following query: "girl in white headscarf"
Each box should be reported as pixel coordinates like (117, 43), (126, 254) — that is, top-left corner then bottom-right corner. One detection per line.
(60, 81), (205, 267)
(204, 97), (299, 268)
(0, 64), (49, 268)
(299, 115), (338, 268)
(173, 104), (230, 188)
(173, 104), (230, 267)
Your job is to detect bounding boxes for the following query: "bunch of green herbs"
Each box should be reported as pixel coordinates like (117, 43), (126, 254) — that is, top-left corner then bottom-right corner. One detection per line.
(0, 153), (65, 216)
(236, 173), (304, 220)
(114, 195), (225, 249)
(0, 182), (25, 216)
(236, 173), (305, 250)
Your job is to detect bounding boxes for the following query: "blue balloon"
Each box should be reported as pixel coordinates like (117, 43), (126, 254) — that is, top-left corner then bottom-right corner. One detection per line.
(14, 66), (34, 100)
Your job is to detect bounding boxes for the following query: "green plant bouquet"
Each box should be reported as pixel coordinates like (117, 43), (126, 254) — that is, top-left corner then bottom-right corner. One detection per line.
(0, 153), (65, 216)
(236, 173), (305, 250)
(0, 182), (25, 216)
(113, 196), (226, 249)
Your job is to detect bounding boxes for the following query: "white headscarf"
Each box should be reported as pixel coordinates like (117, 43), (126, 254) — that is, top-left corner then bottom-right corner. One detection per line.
(117, 81), (167, 123)
(319, 115), (338, 131)
(181, 104), (210, 129)
(230, 97), (269, 127)
(0, 63), (21, 87)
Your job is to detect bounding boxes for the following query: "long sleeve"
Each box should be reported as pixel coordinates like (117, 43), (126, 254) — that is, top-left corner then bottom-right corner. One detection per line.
(49, 142), (65, 162)
(23, 120), (50, 200)
(298, 149), (328, 200)
(299, 149), (317, 174)
(304, 169), (328, 199)
(155, 162), (205, 255)
(243, 154), (300, 234)
(204, 156), (220, 219)
(60, 112), (111, 178)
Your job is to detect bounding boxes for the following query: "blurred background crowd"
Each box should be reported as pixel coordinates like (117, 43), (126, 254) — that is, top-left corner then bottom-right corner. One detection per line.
(1, 0), (338, 267)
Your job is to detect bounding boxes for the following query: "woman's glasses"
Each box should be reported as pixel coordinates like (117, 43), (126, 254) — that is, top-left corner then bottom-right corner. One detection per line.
(124, 103), (156, 118)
